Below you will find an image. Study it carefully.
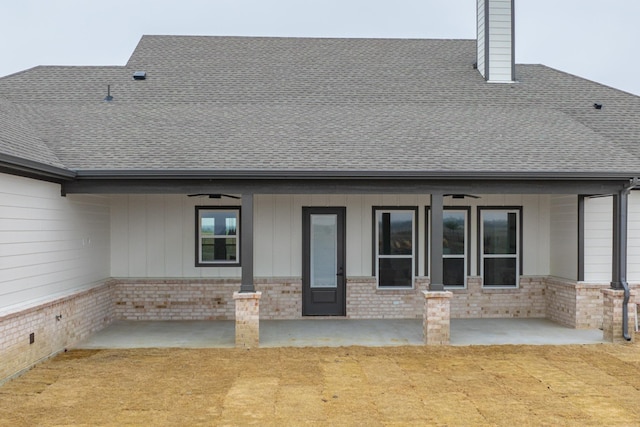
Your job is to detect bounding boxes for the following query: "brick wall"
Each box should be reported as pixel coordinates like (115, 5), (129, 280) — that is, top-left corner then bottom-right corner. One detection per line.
(112, 277), (625, 323)
(545, 278), (609, 329)
(0, 281), (114, 384)
(602, 289), (637, 343)
(114, 278), (302, 320)
(256, 280), (302, 319)
(114, 279), (238, 320)
(346, 277), (430, 319)
(450, 276), (547, 318)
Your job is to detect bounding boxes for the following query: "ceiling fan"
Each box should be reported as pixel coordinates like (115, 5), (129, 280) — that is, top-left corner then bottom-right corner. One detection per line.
(443, 194), (480, 199)
(187, 194), (241, 199)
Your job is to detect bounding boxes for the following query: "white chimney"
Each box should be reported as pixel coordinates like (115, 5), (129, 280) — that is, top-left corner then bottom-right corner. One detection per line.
(477, 0), (515, 83)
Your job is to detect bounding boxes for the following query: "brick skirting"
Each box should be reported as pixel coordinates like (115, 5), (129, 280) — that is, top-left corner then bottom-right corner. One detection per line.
(112, 277), (636, 325)
(0, 281), (115, 384)
(450, 276), (546, 319)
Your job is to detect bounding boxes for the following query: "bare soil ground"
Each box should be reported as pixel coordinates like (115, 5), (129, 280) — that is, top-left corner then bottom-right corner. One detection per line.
(1, 338), (639, 426)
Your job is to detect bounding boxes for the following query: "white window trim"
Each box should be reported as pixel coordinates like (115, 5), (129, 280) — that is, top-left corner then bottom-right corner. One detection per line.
(375, 208), (416, 289)
(479, 208), (520, 288)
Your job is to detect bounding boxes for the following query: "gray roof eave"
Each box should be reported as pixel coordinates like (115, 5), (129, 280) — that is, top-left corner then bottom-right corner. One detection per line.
(72, 169), (640, 182)
(0, 153), (76, 182)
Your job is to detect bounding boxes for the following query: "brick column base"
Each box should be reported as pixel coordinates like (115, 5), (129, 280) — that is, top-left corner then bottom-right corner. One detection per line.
(422, 291), (453, 345)
(602, 289), (636, 344)
(233, 291), (261, 348)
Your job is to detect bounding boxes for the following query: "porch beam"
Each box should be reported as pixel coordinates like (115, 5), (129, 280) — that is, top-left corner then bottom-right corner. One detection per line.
(429, 192), (444, 291)
(62, 178), (630, 196)
(240, 193), (255, 293)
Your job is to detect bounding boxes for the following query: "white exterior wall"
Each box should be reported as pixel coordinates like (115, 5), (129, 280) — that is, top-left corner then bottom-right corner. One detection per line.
(581, 192), (640, 283)
(583, 196), (612, 282)
(110, 194), (242, 278)
(110, 193), (551, 279)
(627, 192), (640, 281)
(0, 173), (110, 310)
(477, 0), (514, 82)
(549, 195), (578, 280)
(476, 0), (486, 78)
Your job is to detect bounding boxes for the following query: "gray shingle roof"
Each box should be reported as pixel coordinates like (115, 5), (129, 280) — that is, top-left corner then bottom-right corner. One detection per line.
(1, 35), (639, 176)
(0, 97), (66, 169)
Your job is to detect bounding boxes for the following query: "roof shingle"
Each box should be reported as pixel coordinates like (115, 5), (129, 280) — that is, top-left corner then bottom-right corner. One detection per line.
(0, 35), (639, 176)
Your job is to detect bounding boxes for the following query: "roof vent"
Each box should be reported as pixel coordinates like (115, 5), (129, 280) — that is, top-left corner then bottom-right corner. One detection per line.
(593, 103), (603, 110)
(133, 71), (147, 80)
(104, 85), (113, 102)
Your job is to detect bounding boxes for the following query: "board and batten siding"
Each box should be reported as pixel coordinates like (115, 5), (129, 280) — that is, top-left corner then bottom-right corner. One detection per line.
(0, 173), (110, 310)
(583, 196), (613, 283)
(549, 195), (578, 280)
(628, 192), (640, 281)
(109, 194), (240, 278)
(571, 192), (640, 283)
(110, 193), (552, 279)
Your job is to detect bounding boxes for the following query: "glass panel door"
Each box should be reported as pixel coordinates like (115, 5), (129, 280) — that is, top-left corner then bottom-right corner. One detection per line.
(302, 207), (346, 316)
(310, 214), (337, 288)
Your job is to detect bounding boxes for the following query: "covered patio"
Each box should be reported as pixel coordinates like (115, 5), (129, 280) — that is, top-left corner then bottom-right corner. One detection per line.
(74, 318), (605, 349)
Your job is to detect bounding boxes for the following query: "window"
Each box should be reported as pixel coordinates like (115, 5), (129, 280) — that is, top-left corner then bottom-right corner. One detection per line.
(196, 207), (240, 266)
(425, 207), (469, 288)
(480, 208), (521, 287)
(374, 208), (417, 288)
(443, 210), (468, 287)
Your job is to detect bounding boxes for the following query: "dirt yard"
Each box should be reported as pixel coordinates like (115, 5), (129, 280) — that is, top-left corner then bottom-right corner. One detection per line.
(1, 339), (639, 426)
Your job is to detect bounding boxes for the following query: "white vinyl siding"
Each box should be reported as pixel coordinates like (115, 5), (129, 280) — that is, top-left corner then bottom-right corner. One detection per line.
(110, 195), (242, 278)
(628, 192), (640, 282)
(467, 194), (549, 277)
(549, 195), (578, 280)
(0, 173), (110, 310)
(477, 0), (486, 78)
(578, 192), (640, 283)
(583, 196), (613, 282)
(110, 194), (552, 280)
(477, 0), (514, 82)
(110, 194), (429, 278)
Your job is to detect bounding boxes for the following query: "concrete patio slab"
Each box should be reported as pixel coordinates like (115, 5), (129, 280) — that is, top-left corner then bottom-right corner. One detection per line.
(74, 318), (605, 349)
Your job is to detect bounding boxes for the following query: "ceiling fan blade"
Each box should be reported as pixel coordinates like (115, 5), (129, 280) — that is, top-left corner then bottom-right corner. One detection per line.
(443, 194), (480, 199)
(187, 193), (241, 199)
